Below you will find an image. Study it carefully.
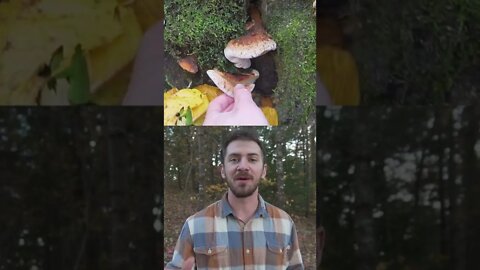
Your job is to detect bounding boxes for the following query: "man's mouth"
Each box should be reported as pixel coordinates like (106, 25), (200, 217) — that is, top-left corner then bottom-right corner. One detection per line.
(235, 176), (252, 181)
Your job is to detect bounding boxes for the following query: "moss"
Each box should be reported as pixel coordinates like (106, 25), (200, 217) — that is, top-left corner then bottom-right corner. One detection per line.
(164, 0), (246, 71)
(266, 0), (316, 124)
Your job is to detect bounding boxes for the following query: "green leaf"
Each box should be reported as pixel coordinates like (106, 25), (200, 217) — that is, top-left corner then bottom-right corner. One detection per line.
(176, 106), (193, 126)
(49, 46), (64, 72)
(184, 107), (193, 125)
(50, 44), (90, 104)
(67, 44), (91, 105)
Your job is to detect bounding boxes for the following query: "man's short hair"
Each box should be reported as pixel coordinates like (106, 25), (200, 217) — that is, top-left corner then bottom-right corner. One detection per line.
(220, 129), (266, 164)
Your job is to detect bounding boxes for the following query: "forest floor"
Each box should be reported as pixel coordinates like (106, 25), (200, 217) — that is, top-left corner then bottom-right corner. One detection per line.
(164, 186), (316, 268)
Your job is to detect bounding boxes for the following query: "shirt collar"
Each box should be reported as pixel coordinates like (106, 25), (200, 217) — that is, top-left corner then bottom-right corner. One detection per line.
(220, 192), (269, 218)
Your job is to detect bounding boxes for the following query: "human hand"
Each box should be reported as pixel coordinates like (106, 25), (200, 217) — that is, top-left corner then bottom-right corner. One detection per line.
(203, 84), (269, 126)
(123, 20), (164, 106)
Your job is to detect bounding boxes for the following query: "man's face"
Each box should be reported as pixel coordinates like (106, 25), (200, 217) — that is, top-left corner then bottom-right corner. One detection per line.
(221, 140), (267, 198)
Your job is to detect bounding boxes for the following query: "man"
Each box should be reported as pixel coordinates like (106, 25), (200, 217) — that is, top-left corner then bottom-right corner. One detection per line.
(165, 129), (304, 270)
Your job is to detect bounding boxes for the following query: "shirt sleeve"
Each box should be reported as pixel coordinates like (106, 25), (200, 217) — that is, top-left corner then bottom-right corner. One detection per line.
(286, 221), (305, 270)
(165, 220), (195, 270)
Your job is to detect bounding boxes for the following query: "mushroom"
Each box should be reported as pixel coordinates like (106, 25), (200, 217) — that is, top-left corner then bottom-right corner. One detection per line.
(206, 69), (259, 97)
(224, 6), (276, 69)
(224, 31), (276, 69)
(177, 55), (198, 74)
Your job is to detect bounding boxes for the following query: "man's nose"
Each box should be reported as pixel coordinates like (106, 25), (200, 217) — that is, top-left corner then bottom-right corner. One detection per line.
(237, 158), (249, 171)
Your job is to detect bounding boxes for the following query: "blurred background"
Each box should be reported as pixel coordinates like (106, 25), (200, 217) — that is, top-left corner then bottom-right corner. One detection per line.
(164, 125), (316, 268)
(317, 0), (480, 105)
(0, 0), (163, 105)
(0, 107), (163, 270)
(317, 105), (480, 270)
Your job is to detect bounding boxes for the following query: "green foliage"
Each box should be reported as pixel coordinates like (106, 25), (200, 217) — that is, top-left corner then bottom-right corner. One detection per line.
(353, 0), (480, 104)
(257, 177), (277, 202)
(266, 1), (316, 124)
(53, 44), (91, 105)
(206, 182), (228, 200)
(164, 0), (246, 70)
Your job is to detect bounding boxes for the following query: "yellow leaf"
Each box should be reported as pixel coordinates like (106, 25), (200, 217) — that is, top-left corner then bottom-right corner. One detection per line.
(164, 87), (178, 99)
(317, 45), (360, 105)
(261, 106), (279, 126)
(164, 88), (209, 126)
(194, 84), (223, 102)
(260, 96), (274, 107)
(193, 113), (206, 126)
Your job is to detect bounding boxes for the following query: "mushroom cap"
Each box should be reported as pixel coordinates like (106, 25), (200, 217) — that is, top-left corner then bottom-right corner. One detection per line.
(206, 69), (259, 97)
(224, 31), (276, 69)
(177, 55), (198, 74)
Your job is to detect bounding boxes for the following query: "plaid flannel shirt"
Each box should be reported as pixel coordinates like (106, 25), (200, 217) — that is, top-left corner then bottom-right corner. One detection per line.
(165, 193), (304, 270)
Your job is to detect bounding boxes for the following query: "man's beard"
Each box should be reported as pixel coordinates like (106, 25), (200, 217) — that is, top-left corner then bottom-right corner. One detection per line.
(227, 175), (260, 198)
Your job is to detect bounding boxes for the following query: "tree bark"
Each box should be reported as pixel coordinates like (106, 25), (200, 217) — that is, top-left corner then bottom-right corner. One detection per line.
(462, 104), (480, 270)
(435, 106), (450, 257)
(306, 122), (316, 217)
(196, 128), (206, 207)
(275, 127), (286, 208)
(447, 106), (459, 270)
(352, 108), (377, 270)
(107, 108), (130, 270)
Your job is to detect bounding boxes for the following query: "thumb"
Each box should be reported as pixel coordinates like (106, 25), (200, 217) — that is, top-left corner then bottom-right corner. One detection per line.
(207, 94), (234, 113)
(232, 84), (255, 106)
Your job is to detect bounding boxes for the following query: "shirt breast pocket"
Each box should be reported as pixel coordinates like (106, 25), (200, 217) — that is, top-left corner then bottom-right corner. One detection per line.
(194, 245), (228, 268)
(266, 239), (290, 269)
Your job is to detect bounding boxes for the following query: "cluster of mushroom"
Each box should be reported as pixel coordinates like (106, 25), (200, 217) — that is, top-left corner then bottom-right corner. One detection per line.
(177, 5), (277, 97)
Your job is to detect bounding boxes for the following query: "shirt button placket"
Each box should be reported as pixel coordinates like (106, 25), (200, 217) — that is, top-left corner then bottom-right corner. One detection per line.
(243, 224), (254, 270)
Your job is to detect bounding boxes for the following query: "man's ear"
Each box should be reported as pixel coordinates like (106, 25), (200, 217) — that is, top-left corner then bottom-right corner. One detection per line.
(220, 164), (226, 179)
(262, 164), (267, 179)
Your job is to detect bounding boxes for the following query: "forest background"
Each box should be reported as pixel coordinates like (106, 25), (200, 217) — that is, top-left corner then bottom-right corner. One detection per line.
(164, 125), (317, 268)
(0, 108), (163, 270)
(317, 105), (480, 270)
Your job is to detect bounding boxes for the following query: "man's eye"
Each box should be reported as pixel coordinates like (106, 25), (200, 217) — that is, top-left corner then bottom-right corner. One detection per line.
(230, 158), (238, 162)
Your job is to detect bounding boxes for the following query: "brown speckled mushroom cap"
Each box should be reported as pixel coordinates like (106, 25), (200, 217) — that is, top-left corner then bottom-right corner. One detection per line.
(206, 69), (259, 97)
(224, 30), (276, 69)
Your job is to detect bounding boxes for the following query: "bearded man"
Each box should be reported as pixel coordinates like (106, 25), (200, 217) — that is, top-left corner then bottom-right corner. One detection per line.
(165, 129), (304, 270)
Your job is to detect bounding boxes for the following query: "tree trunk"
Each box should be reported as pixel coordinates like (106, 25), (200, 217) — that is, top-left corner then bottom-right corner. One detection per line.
(306, 122), (316, 217)
(462, 104), (480, 270)
(435, 106), (450, 257)
(196, 128), (206, 207)
(107, 108), (129, 270)
(447, 106), (458, 270)
(275, 127), (286, 208)
(352, 108), (377, 270)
